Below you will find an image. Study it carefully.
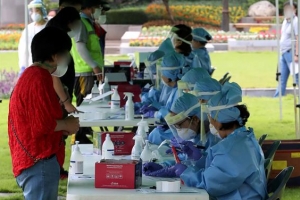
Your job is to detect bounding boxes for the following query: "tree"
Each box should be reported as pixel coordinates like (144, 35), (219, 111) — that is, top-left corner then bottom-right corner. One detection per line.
(162, 0), (175, 25)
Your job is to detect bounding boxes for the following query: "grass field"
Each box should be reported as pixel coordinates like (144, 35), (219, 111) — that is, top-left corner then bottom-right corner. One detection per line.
(0, 96), (300, 199)
(0, 51), (292, 88)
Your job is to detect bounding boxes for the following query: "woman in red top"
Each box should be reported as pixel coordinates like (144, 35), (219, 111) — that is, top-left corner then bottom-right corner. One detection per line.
(8, 27), (80, 200)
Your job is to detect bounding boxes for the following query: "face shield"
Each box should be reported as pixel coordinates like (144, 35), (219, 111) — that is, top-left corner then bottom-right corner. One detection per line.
(168, 27), (192, 47)
(29, 7), (43, 22)
(177, 80), (195, 97)
(144, 58), (162, 88)
(164, 103), (200, 143)
(189, 91), (220, 101)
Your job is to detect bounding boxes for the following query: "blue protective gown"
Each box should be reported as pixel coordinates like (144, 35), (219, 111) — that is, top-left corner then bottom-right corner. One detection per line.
(148, 87), (178, 145)
(180, 127), (267, 200)
(188, 47), (212, 74)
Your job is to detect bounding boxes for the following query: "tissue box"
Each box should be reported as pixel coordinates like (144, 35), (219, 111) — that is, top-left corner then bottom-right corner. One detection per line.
(93, 132), (135, 155)
(95, 159), (142, 189)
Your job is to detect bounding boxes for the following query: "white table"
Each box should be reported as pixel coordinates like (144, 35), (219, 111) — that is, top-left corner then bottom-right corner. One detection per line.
(66, 145), (209, 200)
(76, 101), (156, 127)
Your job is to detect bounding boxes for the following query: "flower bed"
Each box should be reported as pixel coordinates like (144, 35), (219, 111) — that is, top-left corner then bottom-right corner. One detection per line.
(145, 4), (246, 27)
(0, 69), (18, 98)
(0, 31), (21, 50)
(129, 27), (278, 47)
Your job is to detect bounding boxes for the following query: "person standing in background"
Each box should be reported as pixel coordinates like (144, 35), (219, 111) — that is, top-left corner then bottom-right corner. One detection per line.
(18, 0), (47, 76)
(275, 1), (299, 97)
(47, 9), (58, 20)
(72, 0), (104, 143)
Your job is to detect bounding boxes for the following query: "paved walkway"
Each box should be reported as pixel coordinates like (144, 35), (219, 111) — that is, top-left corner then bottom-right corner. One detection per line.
(0, 193), (66, 199)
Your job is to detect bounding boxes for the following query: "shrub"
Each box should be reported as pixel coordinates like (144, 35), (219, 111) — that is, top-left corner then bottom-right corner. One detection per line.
(142, 20), (220, 30)
(145, 4), (247, 27)
(0, 69), (18, 99)
(0, 24), (25, 30)
(106, 8), (148, 24)
(0, 31), (21, 50)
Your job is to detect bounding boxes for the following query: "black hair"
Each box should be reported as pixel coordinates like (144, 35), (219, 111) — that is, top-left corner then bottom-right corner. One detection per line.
(31, 27), (72, 63)
(284, 1), (297, 9)
(46, 7), (80, 32)
(82, 0), (102, 9)
(173, 24), (192, 56)
(219, 105), (250, 131)
(59, 0), (83, 6)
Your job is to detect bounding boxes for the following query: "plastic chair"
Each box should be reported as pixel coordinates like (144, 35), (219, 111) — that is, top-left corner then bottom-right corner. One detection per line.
(219, 72), (229, 84)
(264, 140), (281, 162)
(264, 158), (272, 180)
(258, 134), (268, 146)
(266, 166), (294, 200)
(222, 76), (231, 84)
(210, 67), (216, 76)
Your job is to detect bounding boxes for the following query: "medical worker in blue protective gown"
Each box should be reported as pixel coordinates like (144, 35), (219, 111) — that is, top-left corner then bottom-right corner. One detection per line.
(147, 82), (267, 200)
(192, 77), (222, 104)
(149, 68), (209, 145)
(147, 52), (185, 145)
(143, 93), (220, 172)
(187, 28), (213, 74)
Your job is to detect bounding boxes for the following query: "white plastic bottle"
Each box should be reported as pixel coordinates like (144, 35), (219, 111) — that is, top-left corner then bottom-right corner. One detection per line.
(70, 141), (84, 175)
(140, 140), (152, 162)
(124, 92), (134, 120)
(111, 88), (120, 109)
(136, 121), (148, 142)
(102, 76), (111, 101)
(92, 80), (99, 98)
(102, 134), (115, 159)
(131, 135), (144, 160)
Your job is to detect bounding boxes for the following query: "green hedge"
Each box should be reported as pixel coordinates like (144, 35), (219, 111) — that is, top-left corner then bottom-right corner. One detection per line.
(106, 8), (148, 24)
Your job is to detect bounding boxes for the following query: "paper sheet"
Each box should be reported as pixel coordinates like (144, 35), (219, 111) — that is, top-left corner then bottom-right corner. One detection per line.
(289, 62), (299, 75)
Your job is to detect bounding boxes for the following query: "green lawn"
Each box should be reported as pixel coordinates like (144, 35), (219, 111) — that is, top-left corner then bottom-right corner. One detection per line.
(1, 96), (300, 199)
(0, 51), (292, 88)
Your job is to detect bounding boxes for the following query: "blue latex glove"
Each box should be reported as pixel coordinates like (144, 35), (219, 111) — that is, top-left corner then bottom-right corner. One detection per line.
(140, 105), (157, 114)
(142, 87), (151, 93)
(182, 141), (202, 161)
(19, 66), (25, 77)
(143, 162), (163, 175)
(151, 101), (162, 110)
(134, 102), (143, 114)
(147, 166), (177, 178)
(144, 110), (156, 118)
(154, 107), (169, 120)
(174, 163), (188, 177)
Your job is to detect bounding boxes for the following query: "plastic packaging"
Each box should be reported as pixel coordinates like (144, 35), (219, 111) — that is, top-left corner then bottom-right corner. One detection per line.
(131, 135), (144, 160)
(92, 80), (100, 98)
(70, 141), (84, 175)
(140, 140), (152, 162)
(102, 134), (115, 159)
(124, 92), (134, 120)
(137, 116), (150, 133)
(100, 76), (111, 101)
(111, 87), (120, 109)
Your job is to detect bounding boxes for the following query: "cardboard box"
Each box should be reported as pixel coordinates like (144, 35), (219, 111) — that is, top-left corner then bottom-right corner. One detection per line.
(95, 159), (142, 189)
(93, 132), (135, 155)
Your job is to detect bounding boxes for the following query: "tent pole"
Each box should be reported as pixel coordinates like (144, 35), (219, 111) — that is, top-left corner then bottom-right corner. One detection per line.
(297, 0), (300, 139)
(275, 0), (283, 121)
(25, 0), (29, 68)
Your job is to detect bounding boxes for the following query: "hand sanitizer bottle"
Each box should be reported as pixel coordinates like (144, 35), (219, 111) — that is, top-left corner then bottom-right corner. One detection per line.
(111, 88), (120, 109)
(102, 134), (115, 159)
(70, 141), (84, 175)
(140, 140), (152, 162)
(124, 92), (134, 120)
(131, 135), (144, 160)
(91, 80), (99, 98)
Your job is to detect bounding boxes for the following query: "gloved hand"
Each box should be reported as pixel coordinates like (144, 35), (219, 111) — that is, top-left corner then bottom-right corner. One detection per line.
(182, 141), (202, 161)
(147, 166), (177, 178)
(143, 162), (163, 175)
(154, 107), (169, 120)
(151, 101), (162, 110)
(140, 105), (157, 114)
(144, 110), (156, 118)
(174, 163), (188, 177)
(134, 102), (143, 114)
(142, 87), (151, 93)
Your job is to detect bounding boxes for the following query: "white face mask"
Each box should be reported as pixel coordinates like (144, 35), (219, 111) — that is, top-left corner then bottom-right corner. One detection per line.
(98, 15), (107, 24)
(47, 16), (53, 20)
(31, 13), (42, 22)
(93, 8), (102, 19)
(177, 128), (197, 140)
(52, 57), (69, 77)
(209, 124), (222, 139)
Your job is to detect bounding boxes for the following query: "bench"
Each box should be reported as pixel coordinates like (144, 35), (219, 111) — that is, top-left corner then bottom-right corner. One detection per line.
(253, 16), (284, 23)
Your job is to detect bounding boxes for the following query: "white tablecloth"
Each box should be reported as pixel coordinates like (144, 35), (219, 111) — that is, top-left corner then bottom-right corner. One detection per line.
(75, 102), (155, 127)
(66, 145), (209, 200)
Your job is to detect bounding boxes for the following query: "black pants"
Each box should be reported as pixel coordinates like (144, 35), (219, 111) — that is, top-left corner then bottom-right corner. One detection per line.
(74, 75), (95, 144)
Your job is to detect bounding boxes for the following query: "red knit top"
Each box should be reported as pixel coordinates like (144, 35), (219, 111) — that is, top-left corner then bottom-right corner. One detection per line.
(8, 66), (63, 177)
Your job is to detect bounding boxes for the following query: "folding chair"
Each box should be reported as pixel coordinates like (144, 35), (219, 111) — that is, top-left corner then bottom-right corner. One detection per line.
(266, 166), (294, 200)
(259, 134), (268, 146)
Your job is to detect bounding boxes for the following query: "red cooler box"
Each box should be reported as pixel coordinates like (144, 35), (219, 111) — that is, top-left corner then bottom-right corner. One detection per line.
(262, 140), (300, 186)
(95, 159), (142, 189)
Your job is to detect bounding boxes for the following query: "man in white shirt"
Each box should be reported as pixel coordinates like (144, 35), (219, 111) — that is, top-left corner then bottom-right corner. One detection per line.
(275, 1), (299, 97)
